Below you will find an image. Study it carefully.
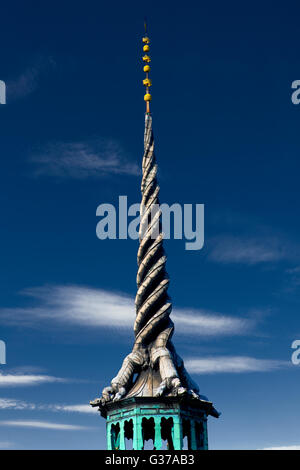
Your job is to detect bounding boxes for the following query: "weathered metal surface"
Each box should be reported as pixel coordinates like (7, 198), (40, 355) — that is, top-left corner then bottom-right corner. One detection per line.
(91, 114), (207, 409)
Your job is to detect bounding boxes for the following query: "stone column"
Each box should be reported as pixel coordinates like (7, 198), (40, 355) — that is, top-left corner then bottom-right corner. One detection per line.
(154, 417), (162, 450)
(119, 420), (126, 450)
(172, 416), (183, 450)
(106, 422), (112, 450)
(133, 415), (144, 450)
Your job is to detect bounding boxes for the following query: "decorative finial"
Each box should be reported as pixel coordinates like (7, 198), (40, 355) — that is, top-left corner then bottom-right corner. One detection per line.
(142, 19), (152, 113)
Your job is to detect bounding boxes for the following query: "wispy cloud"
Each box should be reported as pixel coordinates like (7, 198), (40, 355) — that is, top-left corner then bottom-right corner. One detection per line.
(30, 140), (140, 179)
(261, 445), (300, 450)
(0, 398), (97, 414)
(0, 371), (68, 388)
(50, 404), (97, 414)
(184, 356), (289, 374)
(209, 235), (290, 265)
(0, 398), (36, 410)
(0, 441), (13, 449)
(8, 67), (40, 100)
(286, 266), (300, 276)
(284, 265), (300, 291)
(172, 309), (253, 336)
(207, 211), (300, 266)
(7, 57), (55, 101)
(0, 286), (134, 329)
(0, 285), (254, 337)
(0, 420), (91, 431)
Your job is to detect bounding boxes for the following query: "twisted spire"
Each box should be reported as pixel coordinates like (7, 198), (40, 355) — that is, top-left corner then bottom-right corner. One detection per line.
(134, 30), (173, 347)
(91, 25), (208, 406)
(133, 113), (173, 348)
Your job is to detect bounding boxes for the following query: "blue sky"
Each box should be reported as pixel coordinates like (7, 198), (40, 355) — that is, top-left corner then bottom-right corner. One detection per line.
(0, 0), (300, 450)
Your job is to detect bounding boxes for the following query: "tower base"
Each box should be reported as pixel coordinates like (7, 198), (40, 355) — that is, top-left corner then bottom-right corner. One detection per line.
(99, 396), (217, 450)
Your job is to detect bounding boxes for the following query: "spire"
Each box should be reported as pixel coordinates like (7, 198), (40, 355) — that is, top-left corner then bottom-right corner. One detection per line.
(91, 24), (219, 421)
(102, 111), (188, 400)
(91, 31), (203, 402)
(134, 114), (171, 344)
(142, 19), (152, 114)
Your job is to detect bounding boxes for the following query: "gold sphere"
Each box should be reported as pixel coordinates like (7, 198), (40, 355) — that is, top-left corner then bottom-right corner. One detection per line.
(142, 55), (151, 63)
(143, 45), (150, 52)
(144, 93), (152, 101)
(144, 65), (150, 72)
(143, 78), (152, 87)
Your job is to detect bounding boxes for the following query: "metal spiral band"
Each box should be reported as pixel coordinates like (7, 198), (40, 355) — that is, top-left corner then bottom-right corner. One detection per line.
(134, 114), (173, 346)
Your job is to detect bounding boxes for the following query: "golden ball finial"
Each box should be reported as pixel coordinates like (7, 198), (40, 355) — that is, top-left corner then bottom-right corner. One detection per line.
(143, 78), (152, 87)
(142, 54), (151, 63)
(142, 23), (151, 111)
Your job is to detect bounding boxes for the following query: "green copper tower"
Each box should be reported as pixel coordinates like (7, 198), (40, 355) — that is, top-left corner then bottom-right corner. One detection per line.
(91, 25), (220, 450)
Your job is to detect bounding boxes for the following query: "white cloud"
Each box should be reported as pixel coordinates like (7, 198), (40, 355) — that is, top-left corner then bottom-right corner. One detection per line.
(50, 404), (97, 414)
(0, 398), (97, 414)
(209, 235), (289, 265)
(0, 398), (36, 410)
(184, 356), (288, 374)
(0, 285), (254, 336)
(31, 140), (140, 179)
(0, 372), (67, 387)
(0, 420), (91, 431)
(261, 445), (300, 450)
(0, 286), (134, 329)
(173, 309), (253, 336)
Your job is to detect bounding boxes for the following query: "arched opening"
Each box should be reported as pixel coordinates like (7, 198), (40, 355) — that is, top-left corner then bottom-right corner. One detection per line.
(161, 417), (174, 450)
(182, 418), (191, 450)
(142, 417), (155, 449)
(111, 422), (120, 450)
(124, 419), (134, 450)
